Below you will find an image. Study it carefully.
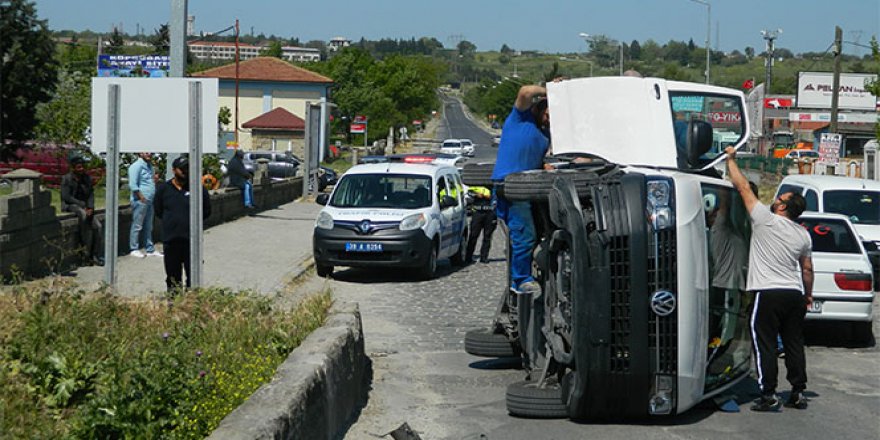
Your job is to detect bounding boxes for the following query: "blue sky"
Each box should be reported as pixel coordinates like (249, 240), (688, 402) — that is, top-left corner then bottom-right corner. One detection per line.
(36, 0), (879, 56)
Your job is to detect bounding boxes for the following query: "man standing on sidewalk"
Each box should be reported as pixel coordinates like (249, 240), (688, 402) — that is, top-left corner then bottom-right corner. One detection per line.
(154, 156), (211, 292)
(128, 152), (161, 258)
(725, 146), (813, 412)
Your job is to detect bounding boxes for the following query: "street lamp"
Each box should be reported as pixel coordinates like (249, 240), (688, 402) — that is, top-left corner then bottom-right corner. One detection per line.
(688, 0), (711, 84)
(760, 29), (782, 94)
(579, 32), (623, 76)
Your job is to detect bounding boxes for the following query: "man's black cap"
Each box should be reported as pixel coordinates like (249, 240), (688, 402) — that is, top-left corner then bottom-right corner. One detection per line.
(172, 155), (189, 170)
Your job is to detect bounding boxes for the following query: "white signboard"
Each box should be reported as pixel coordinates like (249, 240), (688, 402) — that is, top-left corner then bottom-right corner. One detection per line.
(788, 112), (878, 123)
(818, 133), (842, 166)
(91, 77), (219, 153)
(797, 72), (878, 110)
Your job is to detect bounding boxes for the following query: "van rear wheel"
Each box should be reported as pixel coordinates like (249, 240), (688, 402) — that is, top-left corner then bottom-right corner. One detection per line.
(506, 379), (568, 419)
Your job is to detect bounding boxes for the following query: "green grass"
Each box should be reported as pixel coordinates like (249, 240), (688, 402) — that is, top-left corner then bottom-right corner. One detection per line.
(47, 186), (132, 212)
(0, 282), (333, 438)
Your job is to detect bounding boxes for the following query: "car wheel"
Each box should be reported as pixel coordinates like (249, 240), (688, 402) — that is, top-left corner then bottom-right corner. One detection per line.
(316, 264), (334, 278)
(464, 328), (520, 358)
(461, 162), (495, 187)
(420, 244), (437, 280)
(851, 321), (874, 345)
(506, 379), (568, 419)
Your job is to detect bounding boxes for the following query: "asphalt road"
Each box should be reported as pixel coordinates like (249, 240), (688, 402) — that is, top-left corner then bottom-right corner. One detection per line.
(436, 94), (498, 162)
(332, 98), (880, 440)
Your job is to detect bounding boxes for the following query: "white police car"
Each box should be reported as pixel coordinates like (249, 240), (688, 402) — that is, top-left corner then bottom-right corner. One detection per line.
(313, 157), (469, 279)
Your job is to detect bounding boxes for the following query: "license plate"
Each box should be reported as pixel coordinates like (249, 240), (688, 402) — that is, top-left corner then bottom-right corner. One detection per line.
(345, 242), (383, 252)
(808, 300), (823, 313)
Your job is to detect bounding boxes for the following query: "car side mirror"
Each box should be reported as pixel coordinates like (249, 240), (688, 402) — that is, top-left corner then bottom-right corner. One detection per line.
(862, 239), (879, 253)
(440, 195), (457, 209)
(687, 120), (714, 168)
(316, 193), (329, 206)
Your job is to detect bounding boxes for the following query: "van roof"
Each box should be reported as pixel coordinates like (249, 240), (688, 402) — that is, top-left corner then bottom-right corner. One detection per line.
(781, 174), (880, 191)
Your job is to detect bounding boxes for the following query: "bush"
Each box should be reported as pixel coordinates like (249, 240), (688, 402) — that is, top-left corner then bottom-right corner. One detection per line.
(0, 283), (332, 438)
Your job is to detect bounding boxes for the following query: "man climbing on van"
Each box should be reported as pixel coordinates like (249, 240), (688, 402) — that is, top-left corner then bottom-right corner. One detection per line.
(725, 146), (813, 412)
(491, 83), (551, 296)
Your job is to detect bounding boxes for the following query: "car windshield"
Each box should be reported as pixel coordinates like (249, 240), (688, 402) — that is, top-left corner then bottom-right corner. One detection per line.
(799, 218), (861, 253)
(330, 173), (432, 209)
(442, 141), (460, 148)
(823, 190), (880, 225)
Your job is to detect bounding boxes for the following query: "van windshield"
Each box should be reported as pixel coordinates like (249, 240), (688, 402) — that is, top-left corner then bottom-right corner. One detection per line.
(823, 190), (880, 225)
(330, 174), (432, 209)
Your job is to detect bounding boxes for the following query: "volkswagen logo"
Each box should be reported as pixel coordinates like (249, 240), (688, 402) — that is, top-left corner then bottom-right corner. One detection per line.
(358, 220), (372, 234)
(650, 290), (676, 317)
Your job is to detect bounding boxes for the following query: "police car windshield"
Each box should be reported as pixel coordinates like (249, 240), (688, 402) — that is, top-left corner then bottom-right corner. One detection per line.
(330, 174), (432, 209)
(823, 190), (880, 225)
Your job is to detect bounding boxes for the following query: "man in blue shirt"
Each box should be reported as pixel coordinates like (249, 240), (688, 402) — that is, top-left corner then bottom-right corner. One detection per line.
(128, 152), (160, 258)
(492, 84), (550, 295)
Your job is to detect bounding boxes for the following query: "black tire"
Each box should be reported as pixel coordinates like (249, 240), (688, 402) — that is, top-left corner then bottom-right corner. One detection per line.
(316, 264), (333, 278)
(852, 321), (874, 345)
(461, 162), (495, 187)
(419, 244), (437, 280)
(464, 328), (520, 357)
(504, 169), (600, 202)
(506, 380), (568, 419)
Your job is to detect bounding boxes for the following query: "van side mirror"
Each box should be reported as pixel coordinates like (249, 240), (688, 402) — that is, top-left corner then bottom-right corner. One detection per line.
(686, 120), (714, 168)
(316, 193), (329, 206)
(440, 195), (457, 209)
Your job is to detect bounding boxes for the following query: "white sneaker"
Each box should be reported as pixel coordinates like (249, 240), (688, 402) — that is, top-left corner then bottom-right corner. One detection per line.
(147, 250), (164, 257)
(129, 250), (146, 258)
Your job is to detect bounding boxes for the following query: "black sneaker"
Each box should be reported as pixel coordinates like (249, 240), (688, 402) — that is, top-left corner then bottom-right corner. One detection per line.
(750, 395), (782, 412)
(784, 392), (808, 409)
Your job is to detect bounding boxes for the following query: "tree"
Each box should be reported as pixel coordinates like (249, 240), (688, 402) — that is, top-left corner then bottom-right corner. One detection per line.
(457, 40), (476, 57)
(150, 24), (169, 53)
(34, 69), (90, 145)
(1, 0), (59, 150)
(744, 46), (755, 59)
(105, 27), (124, 54)
(629, 40), (641, 60)
(260, 40), (283, 58)
(500, 44), (514, 54)
(864, 37), (880, 138)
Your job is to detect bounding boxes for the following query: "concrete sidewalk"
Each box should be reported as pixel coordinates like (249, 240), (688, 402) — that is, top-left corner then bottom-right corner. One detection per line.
(74, 199), (323, 297)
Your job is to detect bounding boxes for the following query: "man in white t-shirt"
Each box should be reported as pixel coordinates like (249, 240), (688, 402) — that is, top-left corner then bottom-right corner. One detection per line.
(725, 146), (814, 412)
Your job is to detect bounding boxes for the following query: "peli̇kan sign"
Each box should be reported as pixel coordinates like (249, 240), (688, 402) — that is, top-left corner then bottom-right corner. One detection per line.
(797, 72), (877, 110)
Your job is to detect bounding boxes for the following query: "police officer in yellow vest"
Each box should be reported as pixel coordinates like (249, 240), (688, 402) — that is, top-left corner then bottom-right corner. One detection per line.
(466, 185), (497, 263)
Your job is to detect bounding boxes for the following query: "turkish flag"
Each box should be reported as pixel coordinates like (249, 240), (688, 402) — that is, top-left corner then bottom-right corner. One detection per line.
(742, 79), (754, 90)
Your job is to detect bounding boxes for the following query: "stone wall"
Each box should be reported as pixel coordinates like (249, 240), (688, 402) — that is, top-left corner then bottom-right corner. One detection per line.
(0, 169), (303, 280)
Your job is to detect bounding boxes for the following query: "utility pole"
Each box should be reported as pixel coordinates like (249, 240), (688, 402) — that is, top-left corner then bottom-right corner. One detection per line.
(688, 0), (710, 84)
(830, 26), (843, 134)
(761, 29), (782, 94)
(169, 0), (187, 179)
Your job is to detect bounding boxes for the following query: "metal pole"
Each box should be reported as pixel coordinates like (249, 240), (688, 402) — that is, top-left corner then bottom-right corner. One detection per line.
(619, 42), (623, 76)
(319, 96), (327, 163)
(188, 81), (204, 288)
(168, 0), (188, 179)
(104, 84), (121, 287)
(830, 26), (843, 134)
(303, 102), (312, 197)
(705, 2), (711, 83)
(234, 19), (240, 146)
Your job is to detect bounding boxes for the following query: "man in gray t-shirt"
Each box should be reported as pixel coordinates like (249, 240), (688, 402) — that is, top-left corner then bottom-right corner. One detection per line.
(725, 146), (814, 412)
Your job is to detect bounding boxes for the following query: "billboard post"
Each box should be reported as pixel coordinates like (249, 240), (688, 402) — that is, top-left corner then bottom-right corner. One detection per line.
(188, 81), (204, 288)
(103, 85), (120, 287)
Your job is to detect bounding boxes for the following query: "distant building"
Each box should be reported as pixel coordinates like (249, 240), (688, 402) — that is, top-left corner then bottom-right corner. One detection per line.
(281, 46), (320, 63)
(191, 57), (333, 153)
(328, 37), (350, 52)
(187, 41), (320, 63)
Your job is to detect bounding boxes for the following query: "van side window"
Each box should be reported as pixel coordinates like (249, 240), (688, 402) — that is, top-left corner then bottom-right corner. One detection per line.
(804, 189), (818, 211)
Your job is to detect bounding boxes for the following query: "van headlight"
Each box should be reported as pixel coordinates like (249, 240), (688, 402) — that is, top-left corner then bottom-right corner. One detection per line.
(315, 211), (334, 230)
(399, 213), (427, 231)
(647, 178), (675, 231)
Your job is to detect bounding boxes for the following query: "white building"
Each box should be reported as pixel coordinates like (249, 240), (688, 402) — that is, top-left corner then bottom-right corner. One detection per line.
(188, 41), (320, 62)
(328, 37), (351, 52)
(281, 46), (320, 62)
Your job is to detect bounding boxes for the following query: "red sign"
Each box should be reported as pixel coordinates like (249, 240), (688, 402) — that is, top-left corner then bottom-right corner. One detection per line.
(350, 123), (366, 134)
(764, 98), (793, 109)
(708, 112), (742, 123)
(412, 120), (422, 125)
(353, 115), (368, 124)
(742, 79), (754, 90)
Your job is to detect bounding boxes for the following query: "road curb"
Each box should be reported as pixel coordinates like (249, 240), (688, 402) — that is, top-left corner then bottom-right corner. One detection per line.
(207, 301), (370, 440)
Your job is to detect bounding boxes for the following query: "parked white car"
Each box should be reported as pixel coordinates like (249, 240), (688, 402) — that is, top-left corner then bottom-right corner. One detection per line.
(798, 213), (874, 341)
(785, 149), (820, 160)
(459, 138), (476, 157)
(313, 160), (469, 279)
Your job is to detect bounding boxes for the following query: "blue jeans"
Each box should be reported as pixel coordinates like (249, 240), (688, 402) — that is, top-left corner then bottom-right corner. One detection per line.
(130, 199), (155, 252)
(243, 181), (254, 207)
(494, 190), (536, 290)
